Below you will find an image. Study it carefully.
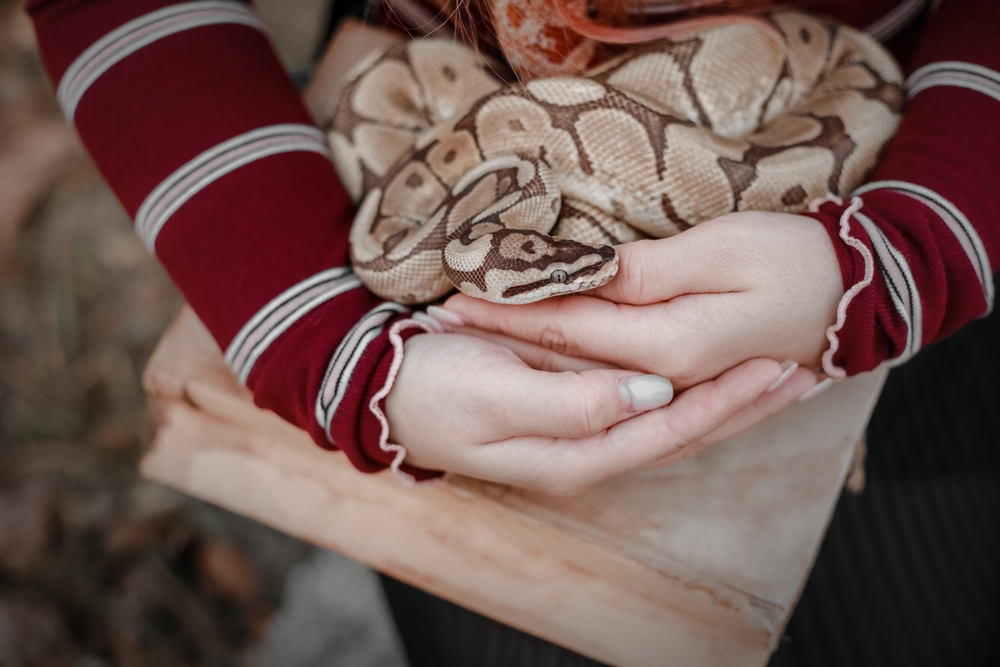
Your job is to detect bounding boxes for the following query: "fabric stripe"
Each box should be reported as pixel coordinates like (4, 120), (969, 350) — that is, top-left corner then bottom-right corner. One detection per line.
(864, 0), (929, 42)
(225, 267), (362, 384)
(57, 1), (265, 122)
(906, 61), (1000, 102)
(135, 124), (329, 250)
(316, 302), (410, 441)
(853, 211), (923, 365)
(853, 180), (994, 315)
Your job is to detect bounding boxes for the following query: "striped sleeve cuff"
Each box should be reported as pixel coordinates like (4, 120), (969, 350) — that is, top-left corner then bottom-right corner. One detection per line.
(804, 0), (1000, 376)
(137, 124), (330, 251)
(226, 267), (362, 384)
(29, 0), (439, 480)
(854, 180), (994, 316)
(806, 183), (993, 377)
(907, 60), (1000, 103)
(243, 296), (440, 482)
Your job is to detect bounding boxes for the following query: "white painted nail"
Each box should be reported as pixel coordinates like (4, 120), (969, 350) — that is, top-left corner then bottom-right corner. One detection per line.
(427, 305), (467, 327)
(798, 377), (834, 402)
(619, 374), (674, 413)
(767, 361), (799, 393)
(410, 311), (445, 333)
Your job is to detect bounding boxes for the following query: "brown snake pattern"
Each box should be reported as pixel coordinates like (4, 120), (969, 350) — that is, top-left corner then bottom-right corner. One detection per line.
(324, 12), (904, 305)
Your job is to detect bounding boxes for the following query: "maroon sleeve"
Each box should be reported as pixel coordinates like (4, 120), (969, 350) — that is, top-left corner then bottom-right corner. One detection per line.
(805, 0), (999, 377)
(26, 0), (438, 482)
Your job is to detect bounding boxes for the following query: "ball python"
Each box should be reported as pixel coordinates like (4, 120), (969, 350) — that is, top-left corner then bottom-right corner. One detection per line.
(324, 11), (903, 305)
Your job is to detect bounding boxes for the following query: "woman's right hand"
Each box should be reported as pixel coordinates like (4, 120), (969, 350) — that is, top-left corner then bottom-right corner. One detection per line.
(384, 332), (816, 495)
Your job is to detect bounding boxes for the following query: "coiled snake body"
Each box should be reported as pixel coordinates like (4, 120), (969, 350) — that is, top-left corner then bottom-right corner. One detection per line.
(325, 12), (903, 305)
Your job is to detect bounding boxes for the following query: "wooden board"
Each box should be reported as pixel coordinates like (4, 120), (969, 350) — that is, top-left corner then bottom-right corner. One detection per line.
(141, 308), (885, 666)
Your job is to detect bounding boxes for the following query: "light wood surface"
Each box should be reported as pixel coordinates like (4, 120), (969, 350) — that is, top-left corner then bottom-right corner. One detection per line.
(141, 308), (885, 666)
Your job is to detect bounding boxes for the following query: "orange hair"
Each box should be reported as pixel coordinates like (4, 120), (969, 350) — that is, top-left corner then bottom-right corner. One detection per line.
(444, 0), (855, 78)
(550, 0), (776, 44)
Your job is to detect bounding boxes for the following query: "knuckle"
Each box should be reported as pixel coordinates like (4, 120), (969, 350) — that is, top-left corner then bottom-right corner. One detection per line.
(539, 322), (572, 356)
(560, 382), (609, 436)
(619, 242), (651, 301)
(667, 361), (701, 388)
(537, 349), (566, 373)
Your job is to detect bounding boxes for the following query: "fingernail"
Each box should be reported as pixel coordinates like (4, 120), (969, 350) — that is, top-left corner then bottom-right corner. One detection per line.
(427, 305), (467, 327)
(619, 374), (674, 413)
(798, 377), (834, 402)
(767, 361), (799, 393)
(410, 311), (445, 333)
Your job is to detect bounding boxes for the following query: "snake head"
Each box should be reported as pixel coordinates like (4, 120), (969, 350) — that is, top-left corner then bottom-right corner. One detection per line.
(443, 228), (618, 304)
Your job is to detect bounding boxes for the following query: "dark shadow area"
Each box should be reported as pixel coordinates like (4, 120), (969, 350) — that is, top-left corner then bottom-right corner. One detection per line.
(770, 273), (1000, 667)
(381, 575), (607, 667)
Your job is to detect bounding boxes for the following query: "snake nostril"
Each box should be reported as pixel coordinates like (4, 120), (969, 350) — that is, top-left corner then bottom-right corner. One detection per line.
(549, 269), (569, 284)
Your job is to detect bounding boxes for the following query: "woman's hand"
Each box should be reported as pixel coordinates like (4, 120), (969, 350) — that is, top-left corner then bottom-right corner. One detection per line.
(385, 331), (815, 495)
(438, 211), (844, 389)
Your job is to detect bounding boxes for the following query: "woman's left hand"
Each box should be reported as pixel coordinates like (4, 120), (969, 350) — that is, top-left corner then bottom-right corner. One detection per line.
(437, 211), (845, 389)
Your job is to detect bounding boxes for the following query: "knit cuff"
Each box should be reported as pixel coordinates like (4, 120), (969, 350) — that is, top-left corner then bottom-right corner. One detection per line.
(245, 301), (442, 481)
(356, 319), (444, 484)
(804, 196), (896, 376)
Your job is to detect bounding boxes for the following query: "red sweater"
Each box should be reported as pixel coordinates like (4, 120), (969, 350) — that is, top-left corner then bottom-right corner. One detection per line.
(27, 0), (999, 480)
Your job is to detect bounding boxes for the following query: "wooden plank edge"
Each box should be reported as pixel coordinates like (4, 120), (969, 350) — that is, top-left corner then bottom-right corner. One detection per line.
(142, 307), (249, 406)
(760, 371), (887, 657)
(141, 307), (855, 661)
(142, 401), (775, 667)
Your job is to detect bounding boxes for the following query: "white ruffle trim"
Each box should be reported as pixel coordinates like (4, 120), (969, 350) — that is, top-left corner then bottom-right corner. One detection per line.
(809, 194), (874, 379)
(367, 318), (444, 486)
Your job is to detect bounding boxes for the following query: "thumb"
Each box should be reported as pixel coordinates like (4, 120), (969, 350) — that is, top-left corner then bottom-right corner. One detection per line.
(594, 220), (746, 304)
(504, 367), (674, 439)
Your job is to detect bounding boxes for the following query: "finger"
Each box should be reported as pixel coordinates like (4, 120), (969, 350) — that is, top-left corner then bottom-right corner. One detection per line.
(463, 358), (784, 495)
(642, 366), (817, 469)
(699, 366), (817, 445)
(443, 292), (664, 371)
(496, 365), (675, 440)
(591, 220), (752, 304)
(445, 290), (763, 388)
(443, 289), (616, 355)
(449, 327), (618, 372)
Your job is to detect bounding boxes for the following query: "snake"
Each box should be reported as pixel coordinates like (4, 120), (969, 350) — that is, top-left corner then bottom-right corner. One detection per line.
(323, 11), (904, 305)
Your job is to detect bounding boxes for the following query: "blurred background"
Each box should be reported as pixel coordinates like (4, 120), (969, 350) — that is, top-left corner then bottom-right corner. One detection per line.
(0, 0), (408, 664)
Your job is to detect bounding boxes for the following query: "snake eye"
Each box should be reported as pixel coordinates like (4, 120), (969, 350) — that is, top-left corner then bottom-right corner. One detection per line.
(549, 269), (569, 284)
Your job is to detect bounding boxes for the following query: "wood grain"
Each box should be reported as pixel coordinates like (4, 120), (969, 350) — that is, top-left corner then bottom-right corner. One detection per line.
(141, 308), (885, 666)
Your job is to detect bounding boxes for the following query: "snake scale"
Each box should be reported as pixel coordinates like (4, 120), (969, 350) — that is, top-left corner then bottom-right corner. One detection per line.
(324, 11), (904, 305)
